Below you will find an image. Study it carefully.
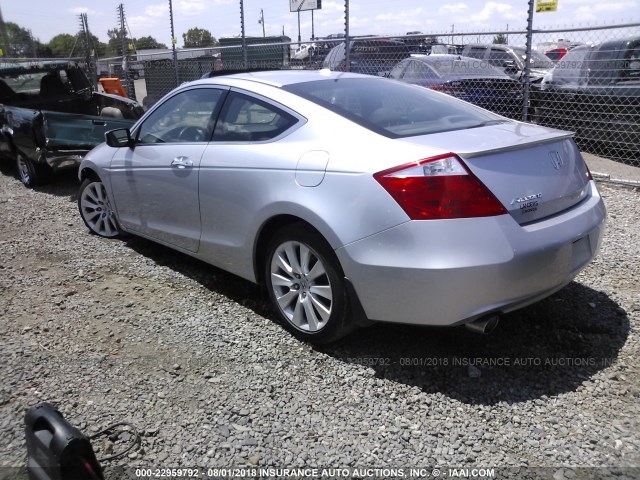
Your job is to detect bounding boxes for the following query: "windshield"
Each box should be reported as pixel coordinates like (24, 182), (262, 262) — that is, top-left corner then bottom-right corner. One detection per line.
(512, 47), (553, 69)
(283, 77), (502, 138)
(1, 72), (47, 94)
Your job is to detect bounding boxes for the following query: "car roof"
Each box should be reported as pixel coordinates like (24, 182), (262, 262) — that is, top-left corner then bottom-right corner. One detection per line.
(191, 69), (371, 88)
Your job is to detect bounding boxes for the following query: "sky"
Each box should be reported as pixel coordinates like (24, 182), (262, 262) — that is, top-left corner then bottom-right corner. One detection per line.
(2, 0), (639, 47)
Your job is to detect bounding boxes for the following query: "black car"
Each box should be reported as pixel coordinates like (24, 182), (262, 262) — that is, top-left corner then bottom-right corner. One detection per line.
(0, 60), (143, 187)
(389, 55), (523, 119)
(322, 39), (410, 76)
(530, 36), (640, 163)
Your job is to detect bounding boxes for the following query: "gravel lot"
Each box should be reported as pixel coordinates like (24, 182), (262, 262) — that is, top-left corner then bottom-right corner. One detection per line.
(0, 163), (639, 479)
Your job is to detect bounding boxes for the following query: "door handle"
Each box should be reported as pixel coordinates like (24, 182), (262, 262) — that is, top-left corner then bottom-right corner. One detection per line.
(171, 156), (193, 169)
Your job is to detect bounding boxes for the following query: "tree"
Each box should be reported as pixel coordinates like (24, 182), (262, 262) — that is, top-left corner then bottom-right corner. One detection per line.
(135, 36), (167, 50)
(34, 40), (53, 58)
(182, 27), (217, 48)
(48, 33), (77, 58)
(105, 27), (132, 57)
(4, 22), (36, 57)
(492, 34), (507, 45)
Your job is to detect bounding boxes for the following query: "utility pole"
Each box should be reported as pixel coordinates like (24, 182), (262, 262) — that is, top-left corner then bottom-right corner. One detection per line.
(79, 13), (97, 86)
(311, 10), (315, 40)
(117, 4), (134, 97)
(344, 0), (349, 71)
(0, 5), (11, 58)
(168, 0), (179, 87)
(240, 0), (248, 68)
(522, 0), (534, 122)
(259, 9), (265, 37)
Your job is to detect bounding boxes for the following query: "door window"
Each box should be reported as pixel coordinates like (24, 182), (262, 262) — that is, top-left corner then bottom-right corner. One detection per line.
(137, 88), (225, 144)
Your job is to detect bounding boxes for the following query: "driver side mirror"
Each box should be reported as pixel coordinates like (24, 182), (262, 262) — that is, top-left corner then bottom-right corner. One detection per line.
(105, 128), (134, 148)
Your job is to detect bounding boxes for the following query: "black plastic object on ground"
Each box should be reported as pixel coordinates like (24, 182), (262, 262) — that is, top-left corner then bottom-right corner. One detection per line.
(24, 402), (104, 480)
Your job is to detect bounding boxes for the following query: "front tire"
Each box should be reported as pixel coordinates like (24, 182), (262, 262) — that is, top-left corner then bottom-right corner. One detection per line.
(265, 225), (356, 344)
(16, 153), (51, 188)
(78, 178), (122, 238)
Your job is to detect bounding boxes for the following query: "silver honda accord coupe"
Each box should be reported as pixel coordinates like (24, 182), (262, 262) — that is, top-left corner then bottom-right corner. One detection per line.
(78, 70), (606, 344)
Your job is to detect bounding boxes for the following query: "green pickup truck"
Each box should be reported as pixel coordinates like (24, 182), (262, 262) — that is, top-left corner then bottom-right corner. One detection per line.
(530, 36), (640, 164)
(0, 60), (144, 187)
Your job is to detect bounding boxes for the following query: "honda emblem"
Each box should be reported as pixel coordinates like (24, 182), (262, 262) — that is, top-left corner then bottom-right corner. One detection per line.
(549, 151), (564, 170)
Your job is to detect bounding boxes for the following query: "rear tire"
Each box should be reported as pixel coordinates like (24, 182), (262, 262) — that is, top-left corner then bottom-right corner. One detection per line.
(16, 153), (51, 188)
(265, 225), (356, 344)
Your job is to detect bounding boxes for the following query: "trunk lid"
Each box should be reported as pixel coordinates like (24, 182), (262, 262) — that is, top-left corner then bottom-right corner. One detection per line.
(402, 122), (591, 225)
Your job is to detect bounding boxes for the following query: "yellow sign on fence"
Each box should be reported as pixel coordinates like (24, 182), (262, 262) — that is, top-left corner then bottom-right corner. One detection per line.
(536, 0), (558, 12)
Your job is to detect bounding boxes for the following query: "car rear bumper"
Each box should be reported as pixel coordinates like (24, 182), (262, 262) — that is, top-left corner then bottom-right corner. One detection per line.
(335, 182), (606, 326)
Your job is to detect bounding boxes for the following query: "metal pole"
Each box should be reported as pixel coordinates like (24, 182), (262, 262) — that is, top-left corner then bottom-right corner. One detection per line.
(344, 0), (350, 71)
(522, 0), (534, 122)
(260, 9), (265, 37)
(169, 0), (179, 87)
(119, 4), (134, 97)
(297, 11), (301, 43)
(311, 10), (315, 40)
(0, 6), (11, 58)
(240, 0), (248, 68)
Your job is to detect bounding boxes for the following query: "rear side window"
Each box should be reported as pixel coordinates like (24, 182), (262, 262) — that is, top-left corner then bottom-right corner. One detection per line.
(551, 47), (590, 85)
(284, 77), (499, 138)
(213, 92), (298, 142)
(588, 43), (622, 84)
(622, 42), (640, 81)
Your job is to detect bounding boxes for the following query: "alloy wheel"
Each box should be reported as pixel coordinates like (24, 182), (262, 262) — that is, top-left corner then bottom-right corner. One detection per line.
(79, 181), (121, 237)
(269, 240), (333, 332)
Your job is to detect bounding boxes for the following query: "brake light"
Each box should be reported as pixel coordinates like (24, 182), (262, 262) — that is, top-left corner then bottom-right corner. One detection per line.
(374, 153), (507, 220)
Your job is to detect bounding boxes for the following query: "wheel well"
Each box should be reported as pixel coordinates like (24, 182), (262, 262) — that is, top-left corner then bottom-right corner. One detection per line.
(79, 167), (100, 182)
(254, 215), (327, 285)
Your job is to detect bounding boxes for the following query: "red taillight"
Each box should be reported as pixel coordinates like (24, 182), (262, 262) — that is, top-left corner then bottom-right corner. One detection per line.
(374, 153), (507, 220)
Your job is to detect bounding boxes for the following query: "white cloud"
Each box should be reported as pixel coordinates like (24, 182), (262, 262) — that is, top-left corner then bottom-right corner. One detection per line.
(145, 4), (168, 17)
(67, 7), (97, 15)
(175, 0), (234, 17)
(439, 3), (469, 14)
(572, 0), (637, 21)
(469, 2), (520, 25)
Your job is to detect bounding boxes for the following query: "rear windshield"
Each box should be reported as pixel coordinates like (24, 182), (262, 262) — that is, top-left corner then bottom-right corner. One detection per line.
(428, 57), (506, 76)
(512, 47), (554, 69)
(282, 77), (501, 138)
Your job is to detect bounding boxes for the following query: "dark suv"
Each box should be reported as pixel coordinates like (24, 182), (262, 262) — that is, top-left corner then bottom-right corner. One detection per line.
(322, 39), (410, 76)
(530, 36), (640, 162)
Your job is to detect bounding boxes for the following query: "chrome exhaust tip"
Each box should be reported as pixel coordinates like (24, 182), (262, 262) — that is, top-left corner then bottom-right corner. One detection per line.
(465, 314), (500, 335)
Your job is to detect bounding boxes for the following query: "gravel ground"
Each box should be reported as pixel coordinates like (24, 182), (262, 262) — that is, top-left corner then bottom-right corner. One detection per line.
(0, 163), (639, 480)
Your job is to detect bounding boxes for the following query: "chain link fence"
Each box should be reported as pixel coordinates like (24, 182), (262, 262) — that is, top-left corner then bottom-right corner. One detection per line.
(6, 23), (636, 166)
(121, 23), (639, 166)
